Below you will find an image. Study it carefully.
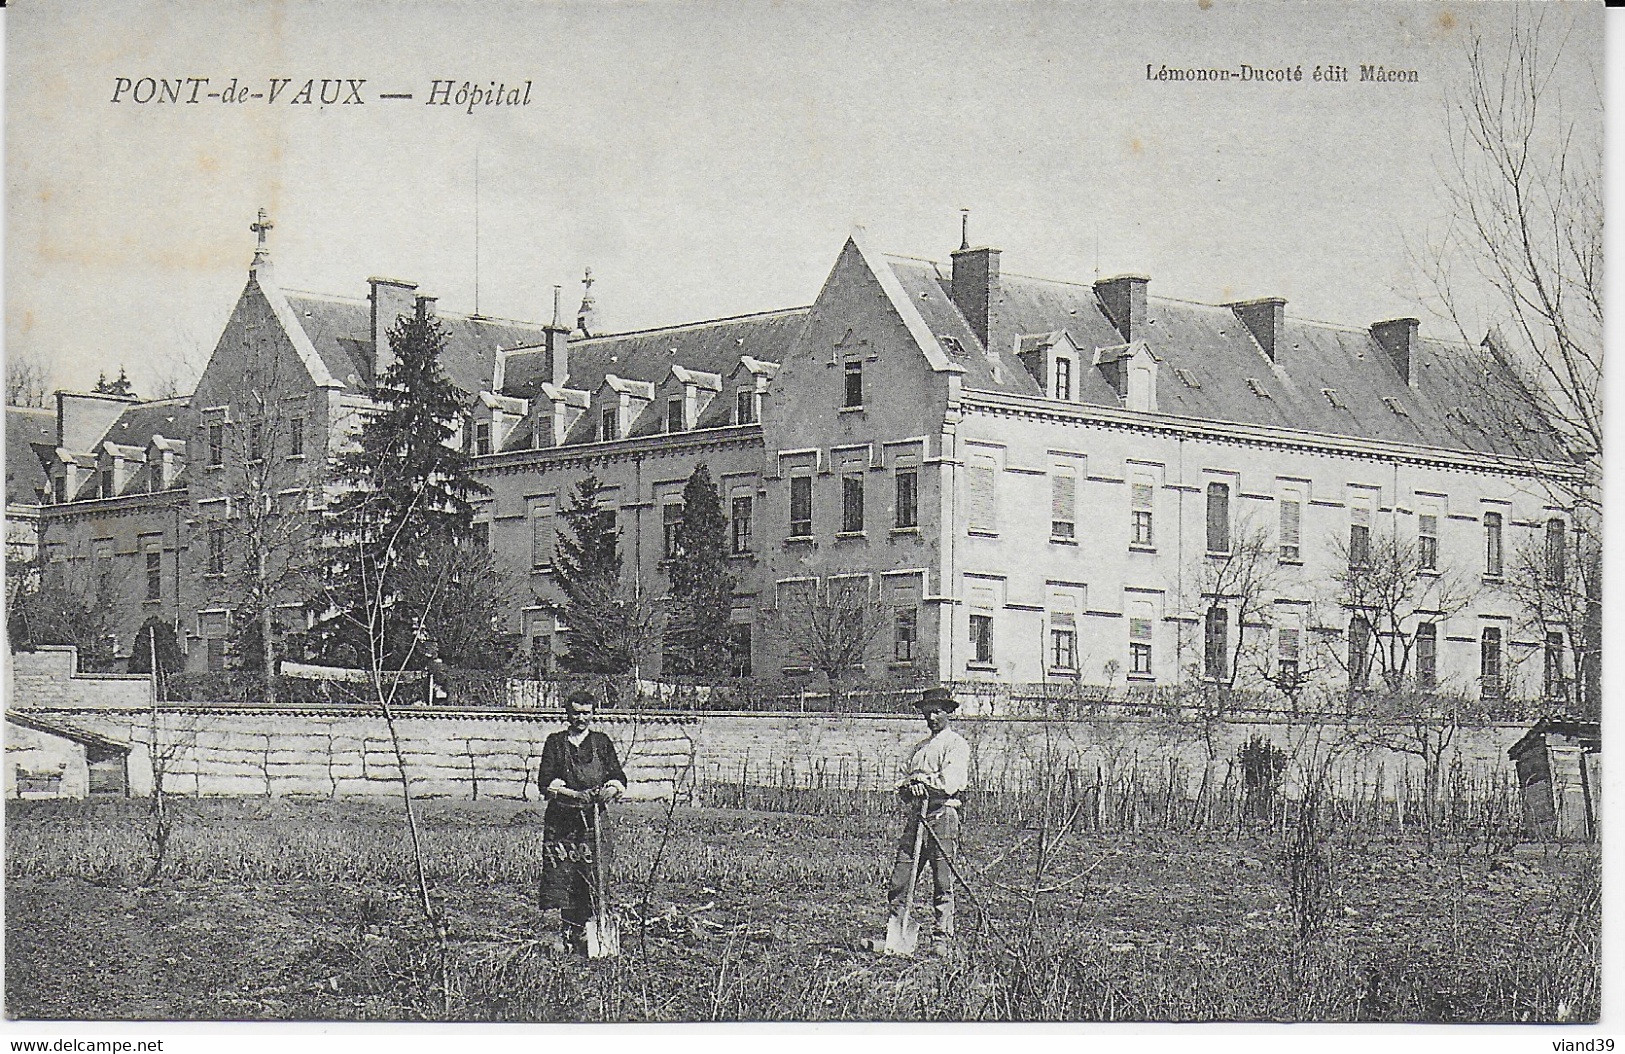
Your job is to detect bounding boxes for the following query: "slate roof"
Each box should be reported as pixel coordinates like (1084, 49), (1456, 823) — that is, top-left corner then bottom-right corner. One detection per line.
(885, 255), (1564, 460)
(5, 407), (55, 506)
(500, 307), (807, 399)
(282, 292), (553, 396)
(498, 307), (806, 450)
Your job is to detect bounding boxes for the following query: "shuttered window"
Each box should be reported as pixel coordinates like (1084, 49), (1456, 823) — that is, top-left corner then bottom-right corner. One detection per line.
(1131, 477), (1154, 547)
(1349, 504), (1371, 568)
(789, 475), (812, 538)
(1203, 606), (1228, 679)
(968, 458), (996, 533)
(1206, 483), (1231, 553)
(1279, 491), (1302, 561)
(1419, 512), (1439, 570)
(1051, 470), (1076, 540)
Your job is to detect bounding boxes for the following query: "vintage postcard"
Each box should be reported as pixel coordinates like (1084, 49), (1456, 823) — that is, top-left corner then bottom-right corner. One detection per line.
(2, 0), (1607, 1043)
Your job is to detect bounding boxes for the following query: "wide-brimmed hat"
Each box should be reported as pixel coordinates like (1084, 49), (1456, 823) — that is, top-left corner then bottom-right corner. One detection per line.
(914, 685), (958, 713)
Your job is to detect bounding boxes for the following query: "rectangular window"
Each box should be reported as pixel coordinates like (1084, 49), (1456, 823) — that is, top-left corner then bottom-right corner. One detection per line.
(1416, 622), (1437, 688)
(475, 421), (492, 456)
(101, 467), (115, 499)
(532, 636), (555, 675)
(841, 475), (864, 534)
(1129, 477), (1155, 548)
(894, 607), (917, 663)
(667, 395), (685, 433)
(1545, 519), (1567, 585)
(1203, 606), (1228, 680)
(1279, 491), (1302, 561)
(1349, 505), (1371, 568)
(600, 407), (619, 442)
(736, 388), (756, 425)
(731, 495), (753, 554)
(1544, 631), (1565, 700)
(1050, 627), (1078, 671)
(248, 421), (264, 463)
(843, 360), (863, 408)
(290, 417), (305, 458)
(894, 469), (918, 529)
(729, 623), (752, 678)
(968, 457), (997, 533)
(1481, 626), (1504, 695)
(1051, 469), (1076, 541)
(969, 613), (993, 665)
(145, 551), (162, 601)
(1419, 512), (1439, 571)
(472, 521), (490, 550)
(1206, 482), (1231, 553)
(1277, 626), (1301, 688)
(1484, 511), (1503, 577)
(206, 639), (227, 673)
(531, 504), (555, 567)
(1349, 616), (1372, 689)
(663, 502), (685, 559)
(208, 423), (225, 468)
(1054, 357), (1072, 401)
(789, 475), (812, 538)
(1129, 604), (1154, 677)
(207, 527), (226, 576)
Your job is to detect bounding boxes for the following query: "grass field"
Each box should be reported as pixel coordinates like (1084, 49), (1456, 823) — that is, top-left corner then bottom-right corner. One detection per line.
(3, 795), (1600, 1022)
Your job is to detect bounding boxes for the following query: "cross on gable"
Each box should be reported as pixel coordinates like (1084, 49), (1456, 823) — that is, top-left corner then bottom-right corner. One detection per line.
(251, 209), (274, 248)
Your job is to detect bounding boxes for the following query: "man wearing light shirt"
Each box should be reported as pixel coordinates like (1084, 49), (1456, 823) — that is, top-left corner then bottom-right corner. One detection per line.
(538, 689), (627, 954)
(889, 685), (971, 956)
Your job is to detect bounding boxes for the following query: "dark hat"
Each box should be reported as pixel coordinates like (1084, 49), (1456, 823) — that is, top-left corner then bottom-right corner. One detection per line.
(915, 685), (958, 713)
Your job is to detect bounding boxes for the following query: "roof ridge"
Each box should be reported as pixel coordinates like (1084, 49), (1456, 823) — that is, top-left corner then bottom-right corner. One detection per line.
(509, 305), (812, 349)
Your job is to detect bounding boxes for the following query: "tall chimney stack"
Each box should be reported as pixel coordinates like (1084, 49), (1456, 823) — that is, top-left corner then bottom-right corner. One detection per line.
(1094, 275), (1149, 342)
(1370, 317), (1420, 383)
(369, 277), (419, 382)
(1227, 297), (1286, 362)
(545, 284), (571, 387)
(950, 214), (1002, 350)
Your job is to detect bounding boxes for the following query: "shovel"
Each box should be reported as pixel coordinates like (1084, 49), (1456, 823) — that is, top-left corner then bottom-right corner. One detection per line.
(883, 798), (929, 955)
(585, 801), (621, 958)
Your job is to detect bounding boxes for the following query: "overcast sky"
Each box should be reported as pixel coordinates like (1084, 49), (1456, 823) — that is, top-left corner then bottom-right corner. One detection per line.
(4, 0), (1606, 397)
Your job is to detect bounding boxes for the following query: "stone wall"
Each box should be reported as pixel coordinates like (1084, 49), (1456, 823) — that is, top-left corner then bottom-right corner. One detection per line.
(690, 710), (1531, 799)
(7, 646), (153, 709)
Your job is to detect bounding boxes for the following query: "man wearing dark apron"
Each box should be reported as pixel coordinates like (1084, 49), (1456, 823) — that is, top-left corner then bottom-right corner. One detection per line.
(538, 689), (628, 954)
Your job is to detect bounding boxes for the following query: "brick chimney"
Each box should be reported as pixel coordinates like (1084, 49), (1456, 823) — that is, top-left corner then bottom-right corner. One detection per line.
(950, 213), (1002, 350)
(369, 277), (418, 382)
(1227, 297), (1286, 362)
(1095, 275), (1149, 342)
(545, 285), (571, 387)
(1370, 317), (1419, 383)
(415, 293), (438, 323)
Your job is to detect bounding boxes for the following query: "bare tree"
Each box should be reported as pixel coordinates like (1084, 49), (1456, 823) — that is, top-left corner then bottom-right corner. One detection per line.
(1412, 8), (1602, 710)
(1176, 517), (1284, 756)
(6, 350), (51, 408)
(1504, 523), (1597, 718)
(772, 571), (891, 709)
(1321, 527), (1476, 694)
(189, 335), (326, 700)
(8, 550), (132, 672)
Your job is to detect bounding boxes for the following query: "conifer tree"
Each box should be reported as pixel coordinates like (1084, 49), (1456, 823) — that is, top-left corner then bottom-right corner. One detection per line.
(551, 475), (648, 674)
(308, 311), (494, 669)
(664, 463), (736, 678)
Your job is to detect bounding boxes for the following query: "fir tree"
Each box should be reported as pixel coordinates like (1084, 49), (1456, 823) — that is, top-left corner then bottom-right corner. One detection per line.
(664, 463), (736, 678)
(551, 475), (648, 674)
(307, 312), (493, 669)
(93, 366), (138, 399)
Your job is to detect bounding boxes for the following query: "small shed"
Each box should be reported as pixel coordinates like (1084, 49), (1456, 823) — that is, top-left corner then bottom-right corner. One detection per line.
(1508, 718), (1600, 841)
(5, 710), (132, 799)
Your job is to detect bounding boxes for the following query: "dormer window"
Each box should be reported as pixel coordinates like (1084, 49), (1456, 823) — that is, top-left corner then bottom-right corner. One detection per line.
(101, 466), (116, 499)
(667, 395), (685, 433)
(601, 407), (619, 442)
(475, 420), (492, 455)
(736, 388), (757, 425)
(1054, 357), (1072, 400)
